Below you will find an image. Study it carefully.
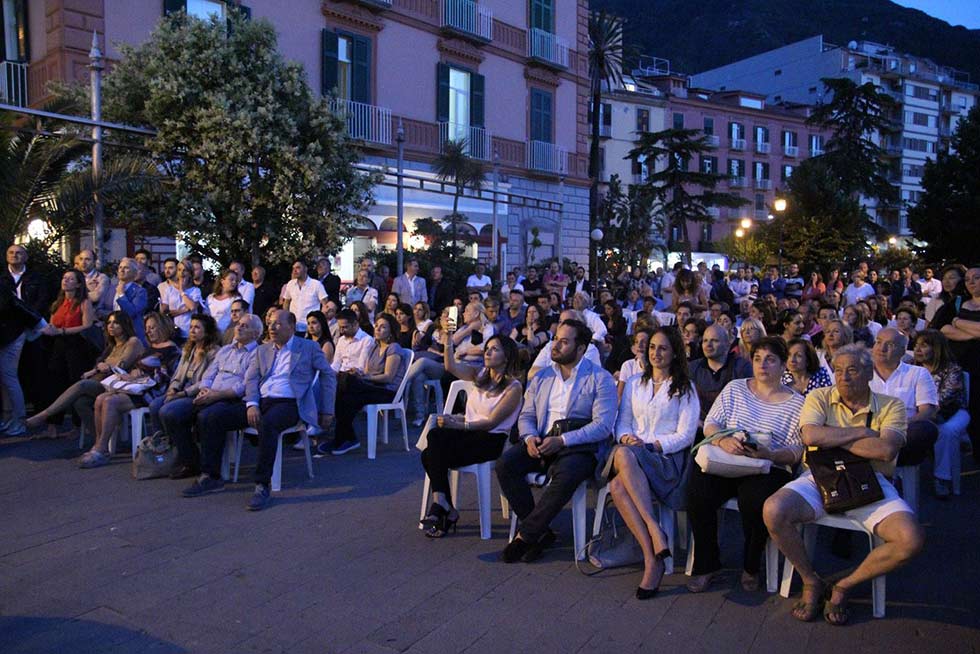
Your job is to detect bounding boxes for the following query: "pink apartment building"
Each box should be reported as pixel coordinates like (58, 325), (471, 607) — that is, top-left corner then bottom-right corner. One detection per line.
(9, 0), (592, 279)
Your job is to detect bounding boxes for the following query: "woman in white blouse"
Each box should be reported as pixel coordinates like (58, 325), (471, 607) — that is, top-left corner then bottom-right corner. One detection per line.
(206, 269), (241, 335)
(608, 326), (700, 599)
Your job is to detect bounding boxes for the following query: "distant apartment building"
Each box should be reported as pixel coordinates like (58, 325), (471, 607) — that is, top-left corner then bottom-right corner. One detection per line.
(691, 35), (979, 238)
(10, 0), (591, 279)
(595, 57), (829, 266)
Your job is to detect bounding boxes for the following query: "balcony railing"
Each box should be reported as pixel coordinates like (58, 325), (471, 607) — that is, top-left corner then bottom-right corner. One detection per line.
(783, 144), (798, 157)
(754, 209), (769, 220)
(1, 61), (28, 108)
(598, 123), (611, 138)
(754, 178), (772, 190)
(810, 147), (825, 156)
(730, 138), (746, 151)
(704, 134), (720, 147)
(351, 0), (392, 8)
(527, 28), (569, 68)
(441, 0), (493, 42)
(755, 141), (771, 154)
(526, 140), (568, 174)
(330, 99), (392, 146)
(729, 176), (746, 188)
(439, 122), (492, 161)
(706, 207), (721, 218)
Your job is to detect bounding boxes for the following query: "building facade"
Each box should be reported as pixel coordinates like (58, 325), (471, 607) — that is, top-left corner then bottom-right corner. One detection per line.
(690, 35), (979, 237)
(10, 0), (591, 280)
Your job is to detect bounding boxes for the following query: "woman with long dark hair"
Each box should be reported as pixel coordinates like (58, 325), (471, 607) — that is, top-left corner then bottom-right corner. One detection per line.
(419, 332), (523, 538)
(394, 303), (416, 349)
(350, 300), (374, 336)
(305, 310), (335, 362)
(610, 326), (699, 598)
(206, 269), (241, 335)
(927, 264), (968, 328)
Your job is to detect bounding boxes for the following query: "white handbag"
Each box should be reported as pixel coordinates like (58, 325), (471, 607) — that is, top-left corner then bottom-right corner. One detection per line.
(692, 429), (773, 478)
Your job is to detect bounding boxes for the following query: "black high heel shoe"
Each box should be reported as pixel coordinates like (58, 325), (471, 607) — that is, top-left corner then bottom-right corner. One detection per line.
(636, 548), (672, 600)
(424, 507), (459, 538)
(419, 504), (447, 529)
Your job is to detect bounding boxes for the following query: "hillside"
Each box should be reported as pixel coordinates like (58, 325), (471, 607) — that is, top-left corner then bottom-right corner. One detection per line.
(591, 0), (980, 84)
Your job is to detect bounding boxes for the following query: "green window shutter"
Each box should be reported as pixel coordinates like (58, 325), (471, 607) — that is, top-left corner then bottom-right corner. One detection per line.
(163, 0), (186, 15)
(530, 0), (553, 32)
(436, 63), (450, 123)
(321, 30), (339, 96)
(351, 35), (371, 104)
(530, 89), (552, 143)
(469, 72), (485, 129)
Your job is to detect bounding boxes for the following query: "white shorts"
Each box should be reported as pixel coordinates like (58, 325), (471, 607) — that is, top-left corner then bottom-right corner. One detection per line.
(783, 470), (914, 533)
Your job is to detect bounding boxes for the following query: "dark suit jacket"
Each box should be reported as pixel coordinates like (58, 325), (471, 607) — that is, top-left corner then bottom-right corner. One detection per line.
(566, 278), (594, 299)
(889, 280), (921, 311)
(1, 268), (53, 317)
(320, 273), (341, 304)
(427, 279), (454, 314)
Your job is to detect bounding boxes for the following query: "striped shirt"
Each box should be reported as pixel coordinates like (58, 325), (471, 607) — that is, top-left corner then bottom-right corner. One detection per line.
(705, 379), (805, 454)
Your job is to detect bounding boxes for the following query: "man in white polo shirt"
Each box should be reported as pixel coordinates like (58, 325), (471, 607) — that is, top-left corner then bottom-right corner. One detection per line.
(229, 261), (255, 308)
(281, 259), (328, 334)
(466, 262), (492, 300)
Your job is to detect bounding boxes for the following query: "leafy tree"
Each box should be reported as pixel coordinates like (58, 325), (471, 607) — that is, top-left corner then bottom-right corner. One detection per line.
(433, 140), (485, 261)
(715, 233), (771, 270)
(873, 245), (920, 273)
(93, 11), (374, 266)
(629, 128), (748, 264)
(908, 104), (980, 264)
(588, 10), (625, 276)
(596, 174), (660, 275)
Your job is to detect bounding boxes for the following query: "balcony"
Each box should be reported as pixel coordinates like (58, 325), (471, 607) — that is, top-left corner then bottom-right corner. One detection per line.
(729, 176), (746, 188)
(347, 0), (392, 8)
(526, 140), (568, 174)
(730, 138), (746, 151)
(439, 122), (492, 161)
(704, 134), (720, 148)
(754, 209), (769, 220)
(441, 0), (493, 42)
(882, 142), (903, 157)
(330, 99), (392, 146)
(783, 144), (799, 157)
(754, 178), (772, 190)
(527, 28), (569, 69)
(810, 147), (825, 156)
(755, 141), (771, 154)
(706, 207), (721, 218)
(1, 61), (28, 108)
(939, 126), (952, 138)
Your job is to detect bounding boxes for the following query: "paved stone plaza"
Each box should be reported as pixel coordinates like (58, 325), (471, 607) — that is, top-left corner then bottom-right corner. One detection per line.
(2, 427), (979, 654)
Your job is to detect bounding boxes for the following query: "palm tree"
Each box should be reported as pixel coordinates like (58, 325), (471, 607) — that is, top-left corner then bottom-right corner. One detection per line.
(588, 11), (624, 278)
(434, 139), (485, 261)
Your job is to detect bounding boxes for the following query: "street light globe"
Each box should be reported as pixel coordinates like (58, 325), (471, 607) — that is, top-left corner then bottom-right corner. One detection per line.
(774, 198), (787, 212)
(735, 228), (745, 238)
(27, 218), (49, 241)
(888, 236), (897, 245)
(740, 218), (752, 229)
(767, 213), (774, 221)
(590, 228), (604, 242)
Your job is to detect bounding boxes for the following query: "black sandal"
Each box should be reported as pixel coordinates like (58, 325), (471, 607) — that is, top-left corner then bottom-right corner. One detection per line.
(423, 508), (459, 538)
(791, 579), (825, 622)
(419, 504), (447, 529)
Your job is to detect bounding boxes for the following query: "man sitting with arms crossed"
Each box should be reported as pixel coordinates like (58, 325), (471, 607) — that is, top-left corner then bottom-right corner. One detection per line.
(763, 343), (923, 625)
(175, 314), (262, 496)
(496, 319), (617, 562)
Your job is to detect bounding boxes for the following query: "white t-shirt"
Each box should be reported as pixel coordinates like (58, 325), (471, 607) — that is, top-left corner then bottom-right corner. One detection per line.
(466, 274), (493, 299)
(159, 283), (202, 337)
(237, 279), (256, 307)
(207, 294), (237, 334)
(842, 282), (875, 307)
(871, 362), (939, 419)
(283, 277), (327, 331)
(919, 278), (941, 301)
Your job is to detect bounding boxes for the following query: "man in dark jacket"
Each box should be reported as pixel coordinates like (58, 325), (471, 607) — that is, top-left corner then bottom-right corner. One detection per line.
(0, 283), (43, 437)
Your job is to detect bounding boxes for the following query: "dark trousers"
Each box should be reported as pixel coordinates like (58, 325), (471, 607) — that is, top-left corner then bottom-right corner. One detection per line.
(158, 397), (197, 467)
(43, 335), (96, 423)
(420, 428), (508, 503)
(334, 377), (394, 445)
(196, 399), (248, 479)
(686, 463), (794, 575)
(253, 398), (298, 487)
(896, 420), (939, 467)
(495, 442), (596, 543)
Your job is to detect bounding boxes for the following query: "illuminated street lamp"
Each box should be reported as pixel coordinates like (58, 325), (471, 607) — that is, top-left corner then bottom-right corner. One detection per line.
(735, 228), (745, 238)
(774, 198), (787, 213)
(773, 197), (787, 273)
(888, 236), (898, 246)
(740, 217), (752, 230)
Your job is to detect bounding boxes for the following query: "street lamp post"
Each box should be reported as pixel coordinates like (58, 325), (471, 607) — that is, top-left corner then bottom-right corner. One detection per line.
(773, 197), (787, 274)
(395, 119), (405, 276)
(590, 228), (603, 284)
(89, 32), (105, 268)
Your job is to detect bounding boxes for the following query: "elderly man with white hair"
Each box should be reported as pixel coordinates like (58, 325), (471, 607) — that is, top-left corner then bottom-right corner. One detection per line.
(113, 257), (148, 344)
(570, 291), (607, 344)
(763, 343), (923, 625)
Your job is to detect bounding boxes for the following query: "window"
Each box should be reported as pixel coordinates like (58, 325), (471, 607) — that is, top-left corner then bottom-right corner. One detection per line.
(753, 161), (769, 180)
(754, 193), (765, 210)
(322, 31), (371, 104)
(700, 156), (717, 174)
(808, 86), (817, 94)
(701, 223), (713, 242)
(809, 134), (824, 153)
(902, 164), (924, 178)
(670, 225), (682, 242)
(636, 108), (649, 133)
(902, 137), (936, 153)
(754, 126), (769, 144)
(1, 0), (28, 61)
(673, 112), (684, 129)
(907, 84), (938, 101)
(703, 117), (714, 135)
(589, 102), (612, 136)
(437, 63), (486, 145)
(904, 111), (932, 127)
(728, 158), (745, 177)
(781, 164), (793, 180)
(530, 0), (553, 32)
(530, 88), (553, 143)
(165, 0), (250, 21)
(774, 69), (782, 76)
(729, 121), (745, 146)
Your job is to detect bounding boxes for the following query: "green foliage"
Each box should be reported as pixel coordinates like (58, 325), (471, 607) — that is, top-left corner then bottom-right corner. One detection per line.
(872, 246), (920, 273)
(434, 140), (485, 261)
(629, 128), (749, 264)
(596, 174), (661, 275)
(715, 234), (772, 270)
(908, 104), (980, 265)
(94, 10), (375, 266)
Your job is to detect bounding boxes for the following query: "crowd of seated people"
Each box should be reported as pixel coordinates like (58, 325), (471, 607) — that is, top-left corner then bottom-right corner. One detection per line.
(5, 244), (980, 623)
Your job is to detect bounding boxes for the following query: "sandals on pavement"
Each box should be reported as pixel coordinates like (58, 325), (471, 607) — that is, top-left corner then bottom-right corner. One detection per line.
(823, 584), (850, 626)
(791, 579), (826, 622)
(79, 450), (110, 469)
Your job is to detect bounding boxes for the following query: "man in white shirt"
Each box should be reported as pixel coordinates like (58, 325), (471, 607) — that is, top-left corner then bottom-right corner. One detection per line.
(842, 271), (875, 307)
(74, 248), (113, 318)
(500, 271), (524, 299)
(331, 309), (372, 374)
(870, 328), (939, 471)
(729, 267), (752, 303)
(391, 257), (428, 305)
(528, 310), (602, 379)
(466, 262), (492, 299)
(158, 258), (202, 339)
(281, 260), (328, 333)
(571, 291), (608, 344)
(344, 270), (379, 316)
(918, 267), (941, 303)
(229, 261), (255, 308)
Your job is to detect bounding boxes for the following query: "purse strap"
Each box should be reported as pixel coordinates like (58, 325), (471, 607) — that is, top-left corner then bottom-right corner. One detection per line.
(691, 427), (773, 453)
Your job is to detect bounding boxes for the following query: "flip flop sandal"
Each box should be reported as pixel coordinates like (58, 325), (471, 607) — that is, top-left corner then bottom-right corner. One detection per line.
(791, 580), (826, 622)
(823, 585), (850, 626)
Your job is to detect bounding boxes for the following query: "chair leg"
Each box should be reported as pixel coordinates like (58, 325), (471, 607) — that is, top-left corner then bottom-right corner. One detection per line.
(870, 533), (887, 618)
(765, 538), (779, 593)
(130, 411), (143, 461)
(951, 435), (962, 496)
(303, 433), (314, 479)
(592, 486), (610, 538)
(398, 407), (409, 451)
(477, 466), (492, 540)
(78, 424), (86, 449)
(381, 408), (389, 445)
(685, 530), (695, 576)
(500, 494), (510, 520)
(419, 475), (432, 528)
(508, 512), (518, 543)
(572, 482), (588, 561)
(221, 432), (233, 481)
(660, 506), (675, 575)
(366, 409), (378, 460)
(233, 431), (243, 482)
(271, 434), (283, 492)
(449, 470), (460, 508)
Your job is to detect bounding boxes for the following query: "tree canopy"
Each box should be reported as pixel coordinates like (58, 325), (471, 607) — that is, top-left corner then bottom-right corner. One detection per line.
(98, 11), (375, 265)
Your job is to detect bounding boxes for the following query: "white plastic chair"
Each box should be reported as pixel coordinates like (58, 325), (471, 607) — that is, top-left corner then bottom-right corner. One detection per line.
(591, 484), (678, 574)
(364, 350), (414, 459)
(779, 513), (886, 618)
(422, 379), (444, 418)
(230, 422), (313, 492)
(509, 475), (589, 561)
(418, 380), (509, 540)
(109, 407), (150, 461)
(684, 498), (781, 593)
(894, 465), (919, 514)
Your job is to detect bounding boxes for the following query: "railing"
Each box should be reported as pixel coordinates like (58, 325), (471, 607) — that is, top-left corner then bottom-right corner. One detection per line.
(527, 28), (569, 68)
(1, 61), (28, 108)
(729, 176), (746, 188)
(439, 122), (492, 161)
(441, 0), (492, 41)
(598, 123), (611, 138)
(755, 141), (771, 154)
(353, 0), (392, 7)
(754, 178), (772, 190)
(755, 209), (769, 220)
(810, 147), (825, 156)
(526, 140), (568, 174)
(706, 207), (721, 217)
(330, 99), (392, 145)
(783, 144), (798, 157)
(939, 126), (952, 137)
(730, 138), (746, 151)
(704, 134), (720, 147)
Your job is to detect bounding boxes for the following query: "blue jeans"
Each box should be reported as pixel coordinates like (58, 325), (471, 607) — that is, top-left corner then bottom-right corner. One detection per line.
(495, 442), (597, 543)
(158, 397), (197, 467)
(0, 333), (26, 426)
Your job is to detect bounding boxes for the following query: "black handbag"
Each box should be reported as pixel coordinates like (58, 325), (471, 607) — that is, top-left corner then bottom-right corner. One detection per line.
(806, 412), (884, 513)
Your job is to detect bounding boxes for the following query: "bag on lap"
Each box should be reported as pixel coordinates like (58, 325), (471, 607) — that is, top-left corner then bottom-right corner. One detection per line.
(132, 431), (178, 480)
(101, 373), (156, 396)
(692, 428), (773, 478)
(806, 412), (884, 513)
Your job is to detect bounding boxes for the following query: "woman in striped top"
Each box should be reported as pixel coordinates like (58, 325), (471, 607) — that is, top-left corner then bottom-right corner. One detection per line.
(685, 337), (805, 593)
